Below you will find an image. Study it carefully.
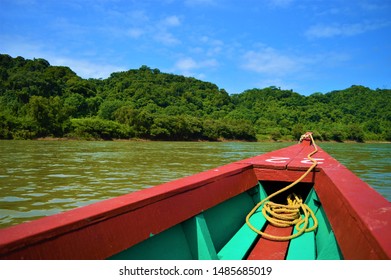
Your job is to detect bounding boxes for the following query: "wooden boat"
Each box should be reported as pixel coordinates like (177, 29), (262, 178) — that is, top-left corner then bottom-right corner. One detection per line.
(0, 133), (390, 260)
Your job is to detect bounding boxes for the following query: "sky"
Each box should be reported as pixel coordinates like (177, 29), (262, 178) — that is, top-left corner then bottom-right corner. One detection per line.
(0, 0), (390, 95)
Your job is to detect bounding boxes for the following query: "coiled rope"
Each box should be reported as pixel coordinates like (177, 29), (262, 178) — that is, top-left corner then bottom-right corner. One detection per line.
(245, 133), (319, 241)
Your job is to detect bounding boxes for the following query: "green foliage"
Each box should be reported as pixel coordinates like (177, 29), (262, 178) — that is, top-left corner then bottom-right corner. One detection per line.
(150, 114), (202, 140)
(27, 95), (68, 137)
(69, 118), (133, 140)
(98, 100), (123, 120)
(64, 93), (88, 118)
(0, 54), (390, 142)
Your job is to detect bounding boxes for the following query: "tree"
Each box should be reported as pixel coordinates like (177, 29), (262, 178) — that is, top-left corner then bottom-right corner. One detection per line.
(346, 124), (365, 142)
(98, 100), (123, 120)
(70, 118), (132, 140)
(27, 96), (51, 136)
(64, 93), (88, 118)
(0, 54), (390, 142)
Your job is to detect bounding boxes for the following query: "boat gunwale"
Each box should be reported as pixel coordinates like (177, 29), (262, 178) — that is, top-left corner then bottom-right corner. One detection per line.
(314, 167), (391, 260)
(0, 163), (257, 258)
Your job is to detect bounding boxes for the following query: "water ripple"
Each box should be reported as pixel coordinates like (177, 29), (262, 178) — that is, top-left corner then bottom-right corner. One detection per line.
(0, 140), (389, 229)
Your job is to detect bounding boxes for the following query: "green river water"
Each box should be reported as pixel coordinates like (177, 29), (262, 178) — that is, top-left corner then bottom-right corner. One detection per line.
(0, 140), (390, 229)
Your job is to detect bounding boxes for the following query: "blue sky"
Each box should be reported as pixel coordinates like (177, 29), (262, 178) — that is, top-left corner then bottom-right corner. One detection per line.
(1, 0), (390, 95)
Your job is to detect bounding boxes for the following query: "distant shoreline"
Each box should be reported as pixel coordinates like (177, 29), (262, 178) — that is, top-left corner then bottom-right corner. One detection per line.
(29, 137), (391, 144)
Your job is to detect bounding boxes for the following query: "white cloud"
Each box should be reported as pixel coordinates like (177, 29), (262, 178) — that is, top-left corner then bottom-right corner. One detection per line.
(305, 21), (390, 39)
(0, 36), (125, 79)
(127, 28), (145, 38)
(162, 15), (181, 27)
(242, 47), (300, 76)
(174, 56), (218, 79)
(153, 15), (182, 45)
(128, 10), (150, 23)
(49, 57), (126, 79)
(175, 57), (198, 71)
(154, 31), (181, 45)
(175, 57), (218, 71)
(240, 44), (353, 94)
(199, 36), (224, 56)
(359, 2), (390, 12)
(0, 36), (45, 59)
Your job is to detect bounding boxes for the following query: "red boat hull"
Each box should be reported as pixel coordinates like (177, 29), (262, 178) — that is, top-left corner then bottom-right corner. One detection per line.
(0, 139), (390, 259)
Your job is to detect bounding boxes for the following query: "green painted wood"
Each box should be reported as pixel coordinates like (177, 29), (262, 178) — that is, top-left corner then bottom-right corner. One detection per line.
(109, 184), (262, 260)
(108, 223), (193, 260)
(305, 188), (321, 213)
(202, 190), (256, 253)
(315, 205), (332, 254)
(215, 183), (269, 260)
(248, 182), (268, 204)
(217, 210), (267, 260)
(286, 187), (343, 260)
(317, 230), (343, 260)
(286, 217), (316, 260)
(313, 195), (343, 260)
(182, 214), (218, 260)
(286, 188), (319, 260)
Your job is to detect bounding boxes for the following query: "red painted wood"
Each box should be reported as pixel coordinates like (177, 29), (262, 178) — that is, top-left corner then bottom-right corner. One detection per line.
(287, 145), (337, 172)
(0, 164), (257, 259)
(236, 143), (305, 170)
(253, 168), (316, 183)
(247, 225), (292, 260)
(314, 167), (391, 259)
(287, 145), (321, 171)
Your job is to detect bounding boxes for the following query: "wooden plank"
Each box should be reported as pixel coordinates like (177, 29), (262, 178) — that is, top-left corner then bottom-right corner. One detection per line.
(247, 225), (292, 260)
(314, 167), (391, 259)
(236, 143), (305, 170)
(217, 210), (266, 260)
(253, 168), (316, 183)
(314, 200), (343, 260)
(202, 191), (257, 254)
(287, 145), (320, 172)
(108, 223), (194, 260)
(286, 230), (316, 260)
(0, 165), (257, 259)
(317, 231), (342, 260)
(193, 214), (218, 260)
(288, 145), (339, 172)
(285, 188), (318, 260)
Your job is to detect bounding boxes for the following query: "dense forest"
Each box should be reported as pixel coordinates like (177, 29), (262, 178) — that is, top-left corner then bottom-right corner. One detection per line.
(0, 54), (390, 142)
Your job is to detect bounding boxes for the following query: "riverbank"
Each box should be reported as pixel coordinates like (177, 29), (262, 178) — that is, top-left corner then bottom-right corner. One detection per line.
(33, 136), (390, 144)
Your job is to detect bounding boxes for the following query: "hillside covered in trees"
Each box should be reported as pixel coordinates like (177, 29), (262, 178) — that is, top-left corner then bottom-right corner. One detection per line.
(0, 54), (390, 142)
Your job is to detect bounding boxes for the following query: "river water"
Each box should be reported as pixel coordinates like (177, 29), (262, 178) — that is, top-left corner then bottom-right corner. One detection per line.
(0, 140), (390, 228)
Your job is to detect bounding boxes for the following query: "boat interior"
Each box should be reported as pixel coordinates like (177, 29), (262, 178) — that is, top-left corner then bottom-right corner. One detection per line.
(108, 181), (343, 260)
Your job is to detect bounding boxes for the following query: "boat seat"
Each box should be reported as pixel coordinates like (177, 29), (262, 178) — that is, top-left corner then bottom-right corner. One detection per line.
(246, 223), (317, 260)
(217, 187), (320, 260)
(217, 210), (267, 260)
(246, 219), (318, 260)
(217, 213), (314, 260)
(285, 224), (316, 260)
(285, 190), (320, 260)
(246, 224), (292, 260)
(248, 189), (320, 260)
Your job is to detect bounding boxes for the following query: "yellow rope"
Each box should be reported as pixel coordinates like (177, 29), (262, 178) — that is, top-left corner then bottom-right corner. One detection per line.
(245, 133), (319, 241)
